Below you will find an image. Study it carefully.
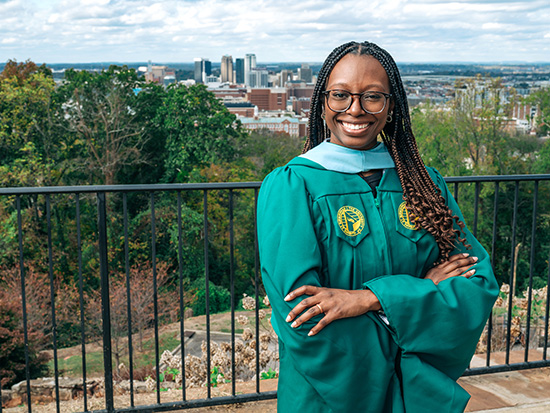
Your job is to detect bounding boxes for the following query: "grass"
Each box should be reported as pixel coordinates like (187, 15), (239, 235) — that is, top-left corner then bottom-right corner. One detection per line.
(49, 331), (182, 377)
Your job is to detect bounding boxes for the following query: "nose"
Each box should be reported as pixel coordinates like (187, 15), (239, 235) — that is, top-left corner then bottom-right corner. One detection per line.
(347, 95), (365, 116)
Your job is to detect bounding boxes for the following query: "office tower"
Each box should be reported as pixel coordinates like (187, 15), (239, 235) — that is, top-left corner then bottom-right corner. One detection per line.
(235, 58), (245, 84)
(244, 54), (257, 86)
(221, 55), (234, 83)
(194, 58), (212, 84)
(248, 68), (268, 88)
(280, 69), (293, 87)
(298, 64), (313, 83)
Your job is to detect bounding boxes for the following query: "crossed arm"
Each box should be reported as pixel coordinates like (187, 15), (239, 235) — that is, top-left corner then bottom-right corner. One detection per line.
(285, 252), (479, 336)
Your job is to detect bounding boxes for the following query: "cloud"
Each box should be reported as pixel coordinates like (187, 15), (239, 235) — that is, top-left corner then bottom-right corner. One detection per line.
(0, 0), (549, 63)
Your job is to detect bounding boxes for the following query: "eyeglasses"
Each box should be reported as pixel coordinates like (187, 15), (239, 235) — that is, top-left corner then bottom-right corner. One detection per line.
(322, 89), (392, 114)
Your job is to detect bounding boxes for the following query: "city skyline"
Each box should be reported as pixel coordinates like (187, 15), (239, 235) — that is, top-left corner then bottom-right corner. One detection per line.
(1, 0), (549, 64)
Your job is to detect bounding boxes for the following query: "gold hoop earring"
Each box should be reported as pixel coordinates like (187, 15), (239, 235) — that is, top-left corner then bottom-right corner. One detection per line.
(386, 111), (393, 123)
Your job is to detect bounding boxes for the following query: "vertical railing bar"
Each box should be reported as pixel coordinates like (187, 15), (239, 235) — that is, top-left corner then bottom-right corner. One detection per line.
(505, 181), (519, 365)
(203, 190), (211, 398)
(254, 188), (260, 394)
(45, 194), (61, 413)
(473, 182), (480, 237)
(453, 182), (459, 202)
(524, 181), (538, 361)
(97, 191), (114, 412)
(123, 193), (135, 407)
(177, 191), (186, 400)
(486, 182), (499, 367)
(544, 245), (550, 360)
(76, 194), (88, 411)
(229, 190), (236, 397)
(150, 192), (161, 402)
(16, 196), (32, 413)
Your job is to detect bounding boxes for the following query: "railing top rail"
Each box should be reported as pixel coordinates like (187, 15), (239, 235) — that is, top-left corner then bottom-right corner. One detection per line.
(0, 181), (263, 196)
(444, 174), (550, 183)
(1, 174), (550, 196)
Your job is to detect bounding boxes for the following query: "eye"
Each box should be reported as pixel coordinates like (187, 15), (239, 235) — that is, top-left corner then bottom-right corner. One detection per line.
(330, 90), (350, 100)
(362, 92), (384, 101)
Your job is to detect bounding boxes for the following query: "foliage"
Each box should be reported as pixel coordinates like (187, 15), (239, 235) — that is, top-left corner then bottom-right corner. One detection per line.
(157, 84), (248, 183)
(412, 77), (542, 176)
(527, 87), (550, 137)
(190, 280), (231, 316)
(0, 291), (50, 387)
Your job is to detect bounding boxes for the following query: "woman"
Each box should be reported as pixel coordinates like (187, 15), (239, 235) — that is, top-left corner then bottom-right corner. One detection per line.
(257, 41), (498, 412)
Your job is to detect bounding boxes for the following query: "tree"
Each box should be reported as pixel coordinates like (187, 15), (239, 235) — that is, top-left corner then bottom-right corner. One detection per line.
(56, 66), (159, 185)
(412, 77), (541, 176)
(527, 87), (550, 137)
(156, 84), (248, 183)
(0, 60), (58, 187)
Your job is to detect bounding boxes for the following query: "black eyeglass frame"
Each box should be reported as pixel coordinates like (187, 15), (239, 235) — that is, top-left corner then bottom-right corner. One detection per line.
(322, 89), (392, 114)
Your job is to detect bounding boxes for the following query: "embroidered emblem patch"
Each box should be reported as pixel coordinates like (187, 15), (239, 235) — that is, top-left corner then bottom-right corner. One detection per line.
(337, 206), (365, 236)
(398, 202), (417, 230)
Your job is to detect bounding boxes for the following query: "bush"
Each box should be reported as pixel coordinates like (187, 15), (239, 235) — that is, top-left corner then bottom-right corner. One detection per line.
(190, 280), (231, 316)
(0, 297), (50, 387)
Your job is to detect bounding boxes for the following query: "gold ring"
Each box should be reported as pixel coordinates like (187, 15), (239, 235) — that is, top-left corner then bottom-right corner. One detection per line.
(316, 303), (324, 314)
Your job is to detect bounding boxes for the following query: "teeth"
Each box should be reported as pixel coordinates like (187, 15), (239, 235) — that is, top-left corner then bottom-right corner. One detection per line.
(342, 122), (369, 130)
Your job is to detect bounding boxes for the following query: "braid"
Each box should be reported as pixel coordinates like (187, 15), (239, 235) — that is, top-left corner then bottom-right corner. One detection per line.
(305, 41), (470, 261)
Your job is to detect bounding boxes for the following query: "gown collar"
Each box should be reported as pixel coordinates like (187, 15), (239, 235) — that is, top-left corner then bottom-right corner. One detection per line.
(299, 141), (395, 173)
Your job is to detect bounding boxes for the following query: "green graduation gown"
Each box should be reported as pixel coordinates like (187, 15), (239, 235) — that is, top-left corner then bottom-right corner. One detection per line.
(257, 145), (499, 412)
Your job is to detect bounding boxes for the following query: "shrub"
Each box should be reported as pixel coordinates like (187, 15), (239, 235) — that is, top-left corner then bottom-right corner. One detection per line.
(190, 280), (230, 316)
(0, 296), (50, 387)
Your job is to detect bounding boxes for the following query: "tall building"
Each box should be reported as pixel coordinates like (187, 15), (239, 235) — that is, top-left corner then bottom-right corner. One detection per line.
(194, 58), (212, 84)
(247, 67), (268, 88)
(244, 54), (257, 86)
(221, 55), (234, 83)
(235, 58), (245, 84)
(298, 64), (313, 83)
(279, 69), (293, 87)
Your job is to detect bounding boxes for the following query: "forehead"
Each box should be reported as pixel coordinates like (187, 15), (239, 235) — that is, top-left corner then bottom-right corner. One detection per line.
(327, 54), (390, 90)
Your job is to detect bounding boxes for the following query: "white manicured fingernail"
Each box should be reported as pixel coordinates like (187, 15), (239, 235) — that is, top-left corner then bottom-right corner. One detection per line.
(284, 294), (291, 301)
(472, 256), (478, 262)
(463, 253), (469, 257)
(286, 315), (291, 322)
(291, 321), (297, 328)
(308, 330), (314, 336)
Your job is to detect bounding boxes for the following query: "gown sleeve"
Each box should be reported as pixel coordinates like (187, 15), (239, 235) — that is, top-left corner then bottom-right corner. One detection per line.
(364, 168), (499, 410)
(257, 166), (403, 412)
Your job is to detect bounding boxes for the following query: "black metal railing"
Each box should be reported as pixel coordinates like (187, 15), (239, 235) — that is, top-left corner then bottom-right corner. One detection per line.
(0, 174), (549, 412)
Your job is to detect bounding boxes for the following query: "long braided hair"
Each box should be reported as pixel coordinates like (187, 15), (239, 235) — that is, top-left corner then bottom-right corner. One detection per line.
(304, 41), (469, 261)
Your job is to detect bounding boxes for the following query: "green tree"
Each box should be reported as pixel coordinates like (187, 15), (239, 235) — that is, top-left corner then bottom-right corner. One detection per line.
(56, 66), (158, 185)
(157, 84), (248, 183)
(527, 87), (550, 137)
(0, 60), (59, 187)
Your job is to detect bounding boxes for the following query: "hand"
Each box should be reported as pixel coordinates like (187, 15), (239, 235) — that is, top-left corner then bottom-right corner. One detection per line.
(284, 286), (381, 336)
(424, 253), (478, 285)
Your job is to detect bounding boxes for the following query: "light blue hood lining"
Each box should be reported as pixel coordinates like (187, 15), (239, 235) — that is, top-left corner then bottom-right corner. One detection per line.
(299, 141), (395, 173)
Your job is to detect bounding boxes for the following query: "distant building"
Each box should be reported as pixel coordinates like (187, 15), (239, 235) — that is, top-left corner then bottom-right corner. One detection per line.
(248, 88), (287, 111)
(235, 58), (245, 84)
(298, 64), (313, 83)
(244, 54), (257, 86)
(279, 69), (293, 87)
(224, 101), (257, 118)
(221, 55), (234, 83)
(239, 117), (308, 138)
(247, 68), (269, 88)
(194, 58), (212, 84)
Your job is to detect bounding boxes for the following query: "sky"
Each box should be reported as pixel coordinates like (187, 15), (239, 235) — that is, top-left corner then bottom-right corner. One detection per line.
(1, 0), (549, 64)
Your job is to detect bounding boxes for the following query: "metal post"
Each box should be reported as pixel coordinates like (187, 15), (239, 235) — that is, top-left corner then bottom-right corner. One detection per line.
(97, 192), (114, 412)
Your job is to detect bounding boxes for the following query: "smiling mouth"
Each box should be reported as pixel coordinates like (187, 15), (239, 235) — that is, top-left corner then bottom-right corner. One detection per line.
(340, 121), (371, 131)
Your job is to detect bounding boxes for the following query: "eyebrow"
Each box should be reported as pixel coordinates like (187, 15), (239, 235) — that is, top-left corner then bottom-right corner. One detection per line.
(327, 82), (387, 91)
